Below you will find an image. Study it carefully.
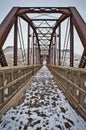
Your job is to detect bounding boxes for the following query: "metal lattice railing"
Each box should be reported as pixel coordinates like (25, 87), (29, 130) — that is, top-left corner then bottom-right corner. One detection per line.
(47, 65), (86, 119)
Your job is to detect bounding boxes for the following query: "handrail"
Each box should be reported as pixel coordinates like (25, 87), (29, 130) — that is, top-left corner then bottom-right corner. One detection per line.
(47, 65), (86, 119)
(0, 65), (42, 111)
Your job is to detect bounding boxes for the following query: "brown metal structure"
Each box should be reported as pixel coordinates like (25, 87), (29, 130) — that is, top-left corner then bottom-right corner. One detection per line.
(0, 7), (86, 67)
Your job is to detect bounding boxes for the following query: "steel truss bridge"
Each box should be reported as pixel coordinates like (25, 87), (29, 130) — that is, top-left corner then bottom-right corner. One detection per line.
(0, 7), (86, 120)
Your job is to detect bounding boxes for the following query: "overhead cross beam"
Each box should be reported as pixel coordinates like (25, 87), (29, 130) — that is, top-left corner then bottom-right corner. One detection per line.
(17, 7), (70, 14)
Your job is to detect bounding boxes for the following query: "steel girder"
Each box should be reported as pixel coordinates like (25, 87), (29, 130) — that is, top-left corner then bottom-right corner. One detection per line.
(0, 7), (86, 67)
(0, 7), (19, 48)
(17, 7), (70, 14)
(17, 7), (70, 64)
(14, 17), (18, 66)
(0, 7), (19, 66)
(69, 7), (86, 67)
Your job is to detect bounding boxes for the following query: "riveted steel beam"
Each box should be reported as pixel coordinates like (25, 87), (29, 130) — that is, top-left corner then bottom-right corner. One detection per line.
(14, 17), (18, 66)
(31, 19), (57, 21)
(33, 32), (34, 65)
(20, 14), (41, 61)
(0, 7), (19, 48)
(54, 32), (56, 65)
(0, 7), (85, 67)
(51, 14), (69, 39)
(69, 7), (86, 68)
(70, 16), (74, 67)
(19, 14), (40, 46)
(58, 25), (61, 66)
(27, 24), (30, 65)
(69, 7), (86, 49)
(48, 14), (69, 63)
(19, 14), (38, 39)
(17, 7), (70, 15)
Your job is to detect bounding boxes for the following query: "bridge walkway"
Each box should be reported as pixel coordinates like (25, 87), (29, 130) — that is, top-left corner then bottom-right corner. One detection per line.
(0, 66), (86, 130)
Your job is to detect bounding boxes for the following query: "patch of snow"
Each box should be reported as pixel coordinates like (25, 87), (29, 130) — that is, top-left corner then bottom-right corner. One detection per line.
(0, 65), (86, 130)
(4, 88), (8, 95)
(84, 81), (86, 88)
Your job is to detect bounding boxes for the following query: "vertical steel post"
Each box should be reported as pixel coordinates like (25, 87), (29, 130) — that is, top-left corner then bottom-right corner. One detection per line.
(50, 42), (52, 65)
(35, 39), (37, 64)
(33, 32), (34, 65)
(38, 42), (40, 64)
(54, 32), (56, 65)
(52, 40), (53, 65)
(36, 39), (38, 64)
(48, 47), (50, 65)
(34, 36), (37, 65)
(27, 24), (30, 65)
(58, 24), (61, 66)
(70, 17), (74, 67)
(14, 17), (18, 66)
(48, 44), (51, 65)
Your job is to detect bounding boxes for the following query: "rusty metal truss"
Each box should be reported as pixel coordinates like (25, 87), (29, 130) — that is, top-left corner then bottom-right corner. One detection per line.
(0, 7), (86, 67)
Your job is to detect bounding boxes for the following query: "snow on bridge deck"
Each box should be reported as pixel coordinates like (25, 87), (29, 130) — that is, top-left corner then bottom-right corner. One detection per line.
(0, 66), (86, 130)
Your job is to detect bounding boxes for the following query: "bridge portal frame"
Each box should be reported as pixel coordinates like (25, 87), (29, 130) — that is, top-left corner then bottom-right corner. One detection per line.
(0, 7), (86, 67)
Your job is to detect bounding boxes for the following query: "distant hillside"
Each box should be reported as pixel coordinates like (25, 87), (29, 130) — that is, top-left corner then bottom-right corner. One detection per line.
(60, 49), (81, 67)
(3, 46), (81, 67)
(4, 46), (28, 66)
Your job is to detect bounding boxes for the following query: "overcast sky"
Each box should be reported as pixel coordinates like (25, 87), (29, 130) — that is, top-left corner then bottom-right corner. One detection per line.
(0, 0), (86, 22)
(0, 0), (86, 55)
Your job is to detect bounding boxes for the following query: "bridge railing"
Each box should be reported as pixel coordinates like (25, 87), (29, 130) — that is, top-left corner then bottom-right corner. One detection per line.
(47, 65), (86, 119)
(0, 65), (42, 111)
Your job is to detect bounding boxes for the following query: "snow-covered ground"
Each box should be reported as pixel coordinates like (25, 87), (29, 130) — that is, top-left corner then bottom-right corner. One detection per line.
(0, 66), (86, 130)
